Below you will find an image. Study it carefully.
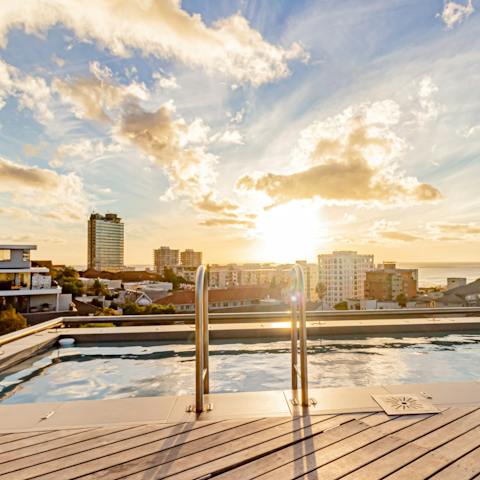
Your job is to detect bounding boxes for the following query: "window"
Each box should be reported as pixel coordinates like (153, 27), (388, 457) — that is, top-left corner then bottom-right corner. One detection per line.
(22, 250), (30, 262)
(0, 250), (11, 262)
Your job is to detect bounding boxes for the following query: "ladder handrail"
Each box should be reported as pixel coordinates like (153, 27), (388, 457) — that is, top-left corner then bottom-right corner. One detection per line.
(290, 264), (310, 406)
(194, 264), (210, 412)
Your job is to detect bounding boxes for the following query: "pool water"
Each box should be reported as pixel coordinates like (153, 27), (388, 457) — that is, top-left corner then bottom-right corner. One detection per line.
(1, 333), (480, 404)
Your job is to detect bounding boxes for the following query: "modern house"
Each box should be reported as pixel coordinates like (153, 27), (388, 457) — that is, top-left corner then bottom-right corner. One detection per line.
(0, 245), (63, 313)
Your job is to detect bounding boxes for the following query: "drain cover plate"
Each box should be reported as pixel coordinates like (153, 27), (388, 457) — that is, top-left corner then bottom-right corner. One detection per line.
(372, 394), (440, 415)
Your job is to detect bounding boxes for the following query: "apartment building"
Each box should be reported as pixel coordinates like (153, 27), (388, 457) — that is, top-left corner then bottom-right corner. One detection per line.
(87, 213), (124, 271)
(153, 246), (179, 273)
(364, 262), (418, 301)
(318, 251), (374, 308)
(0, 245), (63, 313)
(180, 249), (202, 267)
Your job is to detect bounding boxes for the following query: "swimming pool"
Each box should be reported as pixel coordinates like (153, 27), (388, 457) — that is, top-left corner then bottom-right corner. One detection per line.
(1, 333), (480, 404)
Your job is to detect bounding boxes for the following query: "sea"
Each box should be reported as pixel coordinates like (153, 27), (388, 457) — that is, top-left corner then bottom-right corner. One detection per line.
(398, 263), (480, 288)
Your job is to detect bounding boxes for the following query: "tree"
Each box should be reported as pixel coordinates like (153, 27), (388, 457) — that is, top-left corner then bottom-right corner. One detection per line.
(315, 282), (327, 302)
(61, 278), (85, 297)
(54, 266), (85, 297)
(161, 267), (188, 289)
(334, 301), (348, 310)
(122, 302), (175, 315)
(0, 307), (27, 335)
(95, 307), (119, 316)
(92, 278), (109, 297)
(396, 293), (407, 308)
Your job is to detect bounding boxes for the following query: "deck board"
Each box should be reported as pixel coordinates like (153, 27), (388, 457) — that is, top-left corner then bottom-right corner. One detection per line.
(0, 406), (478, 479)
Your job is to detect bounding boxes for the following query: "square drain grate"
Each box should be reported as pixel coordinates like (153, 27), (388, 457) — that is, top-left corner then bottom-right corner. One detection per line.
(371, 394), (440, 415)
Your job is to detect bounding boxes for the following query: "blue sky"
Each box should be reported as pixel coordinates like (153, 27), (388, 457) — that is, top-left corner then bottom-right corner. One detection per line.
(0, 0), (479, 265)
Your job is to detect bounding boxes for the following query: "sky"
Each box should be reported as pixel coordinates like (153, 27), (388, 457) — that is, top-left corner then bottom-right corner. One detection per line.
(0, 0), (479, 266)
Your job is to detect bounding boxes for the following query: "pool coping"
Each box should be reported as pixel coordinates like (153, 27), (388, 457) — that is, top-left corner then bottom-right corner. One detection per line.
(1, 381), (480, 432)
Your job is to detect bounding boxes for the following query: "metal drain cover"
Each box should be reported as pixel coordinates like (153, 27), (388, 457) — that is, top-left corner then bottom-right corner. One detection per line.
(372, 394), (440, 415)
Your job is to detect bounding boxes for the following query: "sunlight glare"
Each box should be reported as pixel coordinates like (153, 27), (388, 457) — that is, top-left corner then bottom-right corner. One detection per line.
(253, 202), (324, 263)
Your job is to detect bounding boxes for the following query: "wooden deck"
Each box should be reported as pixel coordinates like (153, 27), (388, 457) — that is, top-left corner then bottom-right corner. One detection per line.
(0, 406), (479, 479)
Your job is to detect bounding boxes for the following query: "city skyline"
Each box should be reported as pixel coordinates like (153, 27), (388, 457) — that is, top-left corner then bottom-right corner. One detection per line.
(1, 1), (480, 265)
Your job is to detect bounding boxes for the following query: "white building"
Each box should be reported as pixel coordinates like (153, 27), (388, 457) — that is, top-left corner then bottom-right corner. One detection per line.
(0, 245), (65, 313)
(318, 251), (374, 308)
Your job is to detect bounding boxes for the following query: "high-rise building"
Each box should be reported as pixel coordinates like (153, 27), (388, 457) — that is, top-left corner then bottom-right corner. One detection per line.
(364, 262), (418, 301)
(87, 213), (124, 271)
(180, 249), (202, 267)
(154, 246), (179, 273)
(318, 251), (374, 308)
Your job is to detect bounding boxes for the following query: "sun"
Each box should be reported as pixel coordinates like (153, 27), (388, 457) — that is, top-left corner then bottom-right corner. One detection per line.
(252, 201), (324, 263)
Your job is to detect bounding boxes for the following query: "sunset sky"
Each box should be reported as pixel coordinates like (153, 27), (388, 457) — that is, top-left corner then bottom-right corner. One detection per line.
(0, 0), (479, 265)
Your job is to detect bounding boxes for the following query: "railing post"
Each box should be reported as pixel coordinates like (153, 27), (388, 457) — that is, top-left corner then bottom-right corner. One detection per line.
(192, 265), (210, 413)
(291, 265), (313, 407)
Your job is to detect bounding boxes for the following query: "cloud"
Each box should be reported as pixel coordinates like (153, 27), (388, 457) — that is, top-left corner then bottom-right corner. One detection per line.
(463, 124), (480, 138)
(211, 129), (244, 145)
(54, 68), (227, 215)
(0, 0), (306, 86)
(199, 217), (255, 228)
(152, 71), (179, 90)
(237, 100), (442, 207)
(0, 156), (88, 222)
(0, 206), (33, 220)
(440, 1), (474, 28)
(193, 193), (238, 214)
(413, 76), (443, 127)
(227, 108), (245, 124)
(53, 61), (148, 123)
(432, 222), (480, 235)
(117, 100), (218, 202)
(379, 231), (420, 242)
(51, 139), (123, 167)
(0, 59), (53, 122)
(51, 54), (65, 67)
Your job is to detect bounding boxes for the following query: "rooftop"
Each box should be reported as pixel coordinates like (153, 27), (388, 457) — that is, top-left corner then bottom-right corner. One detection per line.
(0, 245), (36, 250)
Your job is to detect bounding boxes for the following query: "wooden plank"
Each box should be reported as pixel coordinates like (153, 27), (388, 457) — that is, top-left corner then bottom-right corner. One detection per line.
(0, 424), (146, 473)
(57, 416), (295, 480)
(0, 428), (92, 454)
(116, 413), (375, 480)
(253, 414), (431, 480)
(430, 446), (480, 479)
(214, 414), (378, 480)
(385, 426), (480, 480)
(2, 418), (265, 480)
(342, 407), (480, 480)
(0, 430), (52, 447)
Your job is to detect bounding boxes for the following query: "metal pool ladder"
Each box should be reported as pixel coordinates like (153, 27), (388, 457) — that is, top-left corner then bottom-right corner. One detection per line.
(189, 264), (314, 412)
(290, 264), (316, 407)
(187, 264), (212, 413)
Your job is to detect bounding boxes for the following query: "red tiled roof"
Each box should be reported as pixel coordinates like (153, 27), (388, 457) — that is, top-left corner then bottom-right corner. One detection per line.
(156, 286), (281, 305)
